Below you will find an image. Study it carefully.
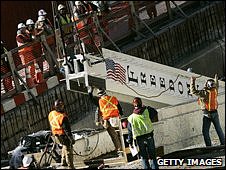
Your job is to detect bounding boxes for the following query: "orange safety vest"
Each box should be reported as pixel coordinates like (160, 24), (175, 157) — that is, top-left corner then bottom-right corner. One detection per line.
(205, 89), (218, 111)
(99, 96), (119, 120)
(48, 110), (66, 135)
(16, 33), (35, 66)
(72, 16), (91, 44)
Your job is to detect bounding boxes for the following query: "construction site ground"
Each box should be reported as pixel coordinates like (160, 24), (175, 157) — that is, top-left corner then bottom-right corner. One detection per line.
(48, 143), (225, 169)
(105, 143), (225, 169)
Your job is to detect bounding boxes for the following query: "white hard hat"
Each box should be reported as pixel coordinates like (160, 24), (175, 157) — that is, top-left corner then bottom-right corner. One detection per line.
(58, 4), (66, 11)
(75, 1), (82, 6)
(38, 9), (47, 16)
(22, 156), (33, 168)
(17, 23), (26, 30)
(26, 19), (34, 25)
(38, 16), (45, 22)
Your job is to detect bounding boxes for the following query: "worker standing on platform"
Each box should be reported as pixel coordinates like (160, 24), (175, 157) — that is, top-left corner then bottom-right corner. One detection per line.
(35, 15), (55, 73)
(26, 19), (36, 39)
(88, 87), (123, 156)
(72, 1), (96, 54)
(190, 74), (225, 146)
(127, 97), (159, 169)
(16, 22), (38, 86)
(38, 9), (53, 29)
(56, 4), (75, 59)
(48, 99), (75, 169)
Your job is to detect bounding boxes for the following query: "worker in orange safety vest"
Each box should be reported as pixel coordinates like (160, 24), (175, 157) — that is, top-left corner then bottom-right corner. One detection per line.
(16, 22), (37, 84)
(88, 87), (123, 156)
(190, 74), (225, 146)
(48, 99), (75, 169)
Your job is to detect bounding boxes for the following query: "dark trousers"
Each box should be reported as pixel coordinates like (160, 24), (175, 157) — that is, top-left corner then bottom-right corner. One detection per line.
(136, 132), (159, 169)
(202, 110), (225, 146)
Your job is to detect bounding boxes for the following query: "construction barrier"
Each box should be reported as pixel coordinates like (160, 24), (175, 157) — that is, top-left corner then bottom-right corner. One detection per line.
(1, 62), (13, 92)
(25, 66), (35, 88)
(35, 62), (44, 83)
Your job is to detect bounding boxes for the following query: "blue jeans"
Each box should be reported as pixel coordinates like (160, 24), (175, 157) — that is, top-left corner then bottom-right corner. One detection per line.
(202, 110), (225, 146)
(136, 133), (159, 169)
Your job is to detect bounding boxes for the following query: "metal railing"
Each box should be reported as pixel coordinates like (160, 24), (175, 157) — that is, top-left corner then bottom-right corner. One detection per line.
(1, 1), (194, 100)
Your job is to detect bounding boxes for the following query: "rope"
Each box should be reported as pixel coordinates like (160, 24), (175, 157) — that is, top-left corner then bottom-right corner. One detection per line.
(121, 73), (202, 99)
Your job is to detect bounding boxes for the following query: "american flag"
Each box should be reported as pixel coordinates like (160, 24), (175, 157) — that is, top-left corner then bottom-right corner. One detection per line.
(105, 58), (126, 84)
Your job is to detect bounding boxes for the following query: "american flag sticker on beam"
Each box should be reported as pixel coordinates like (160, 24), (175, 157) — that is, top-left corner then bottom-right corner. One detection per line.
(105, 58), (126, 85)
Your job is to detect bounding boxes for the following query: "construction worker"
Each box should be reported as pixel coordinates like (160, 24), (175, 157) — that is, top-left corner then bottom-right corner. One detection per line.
(35, 15), (55, 73)
(190, 74), (225, 146)
(88, 87), (123, 156)
(1, 41), (13, 92)
(48, 99), (75, 169)
(56, 4), (75, 59)
(16, 23), (32, 49)
(18, 155), (37, 169)
(82, 1), (100, 53)
(16, 22), (38, 85)
(72, 1), (91, 54)
(36, 9), (55, 48)
(26, 19), (36, 39)
(35, 16), (53, 37)
(38, 9), (53, 29)
(9, 145), (28, 169)
(26, 18), (44, 76)
(127, 97), (159, 169)
(83, 1), (98, 13)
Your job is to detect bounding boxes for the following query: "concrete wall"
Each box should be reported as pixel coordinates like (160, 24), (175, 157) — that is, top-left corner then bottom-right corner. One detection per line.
(155, 92), (225, 155)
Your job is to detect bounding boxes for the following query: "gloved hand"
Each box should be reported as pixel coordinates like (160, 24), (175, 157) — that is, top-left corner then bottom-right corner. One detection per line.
(70, 138), (75, 145)
(95, 122), (100, 126)
(129, 144), (134, 149)
(87, 86), (93, 94)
